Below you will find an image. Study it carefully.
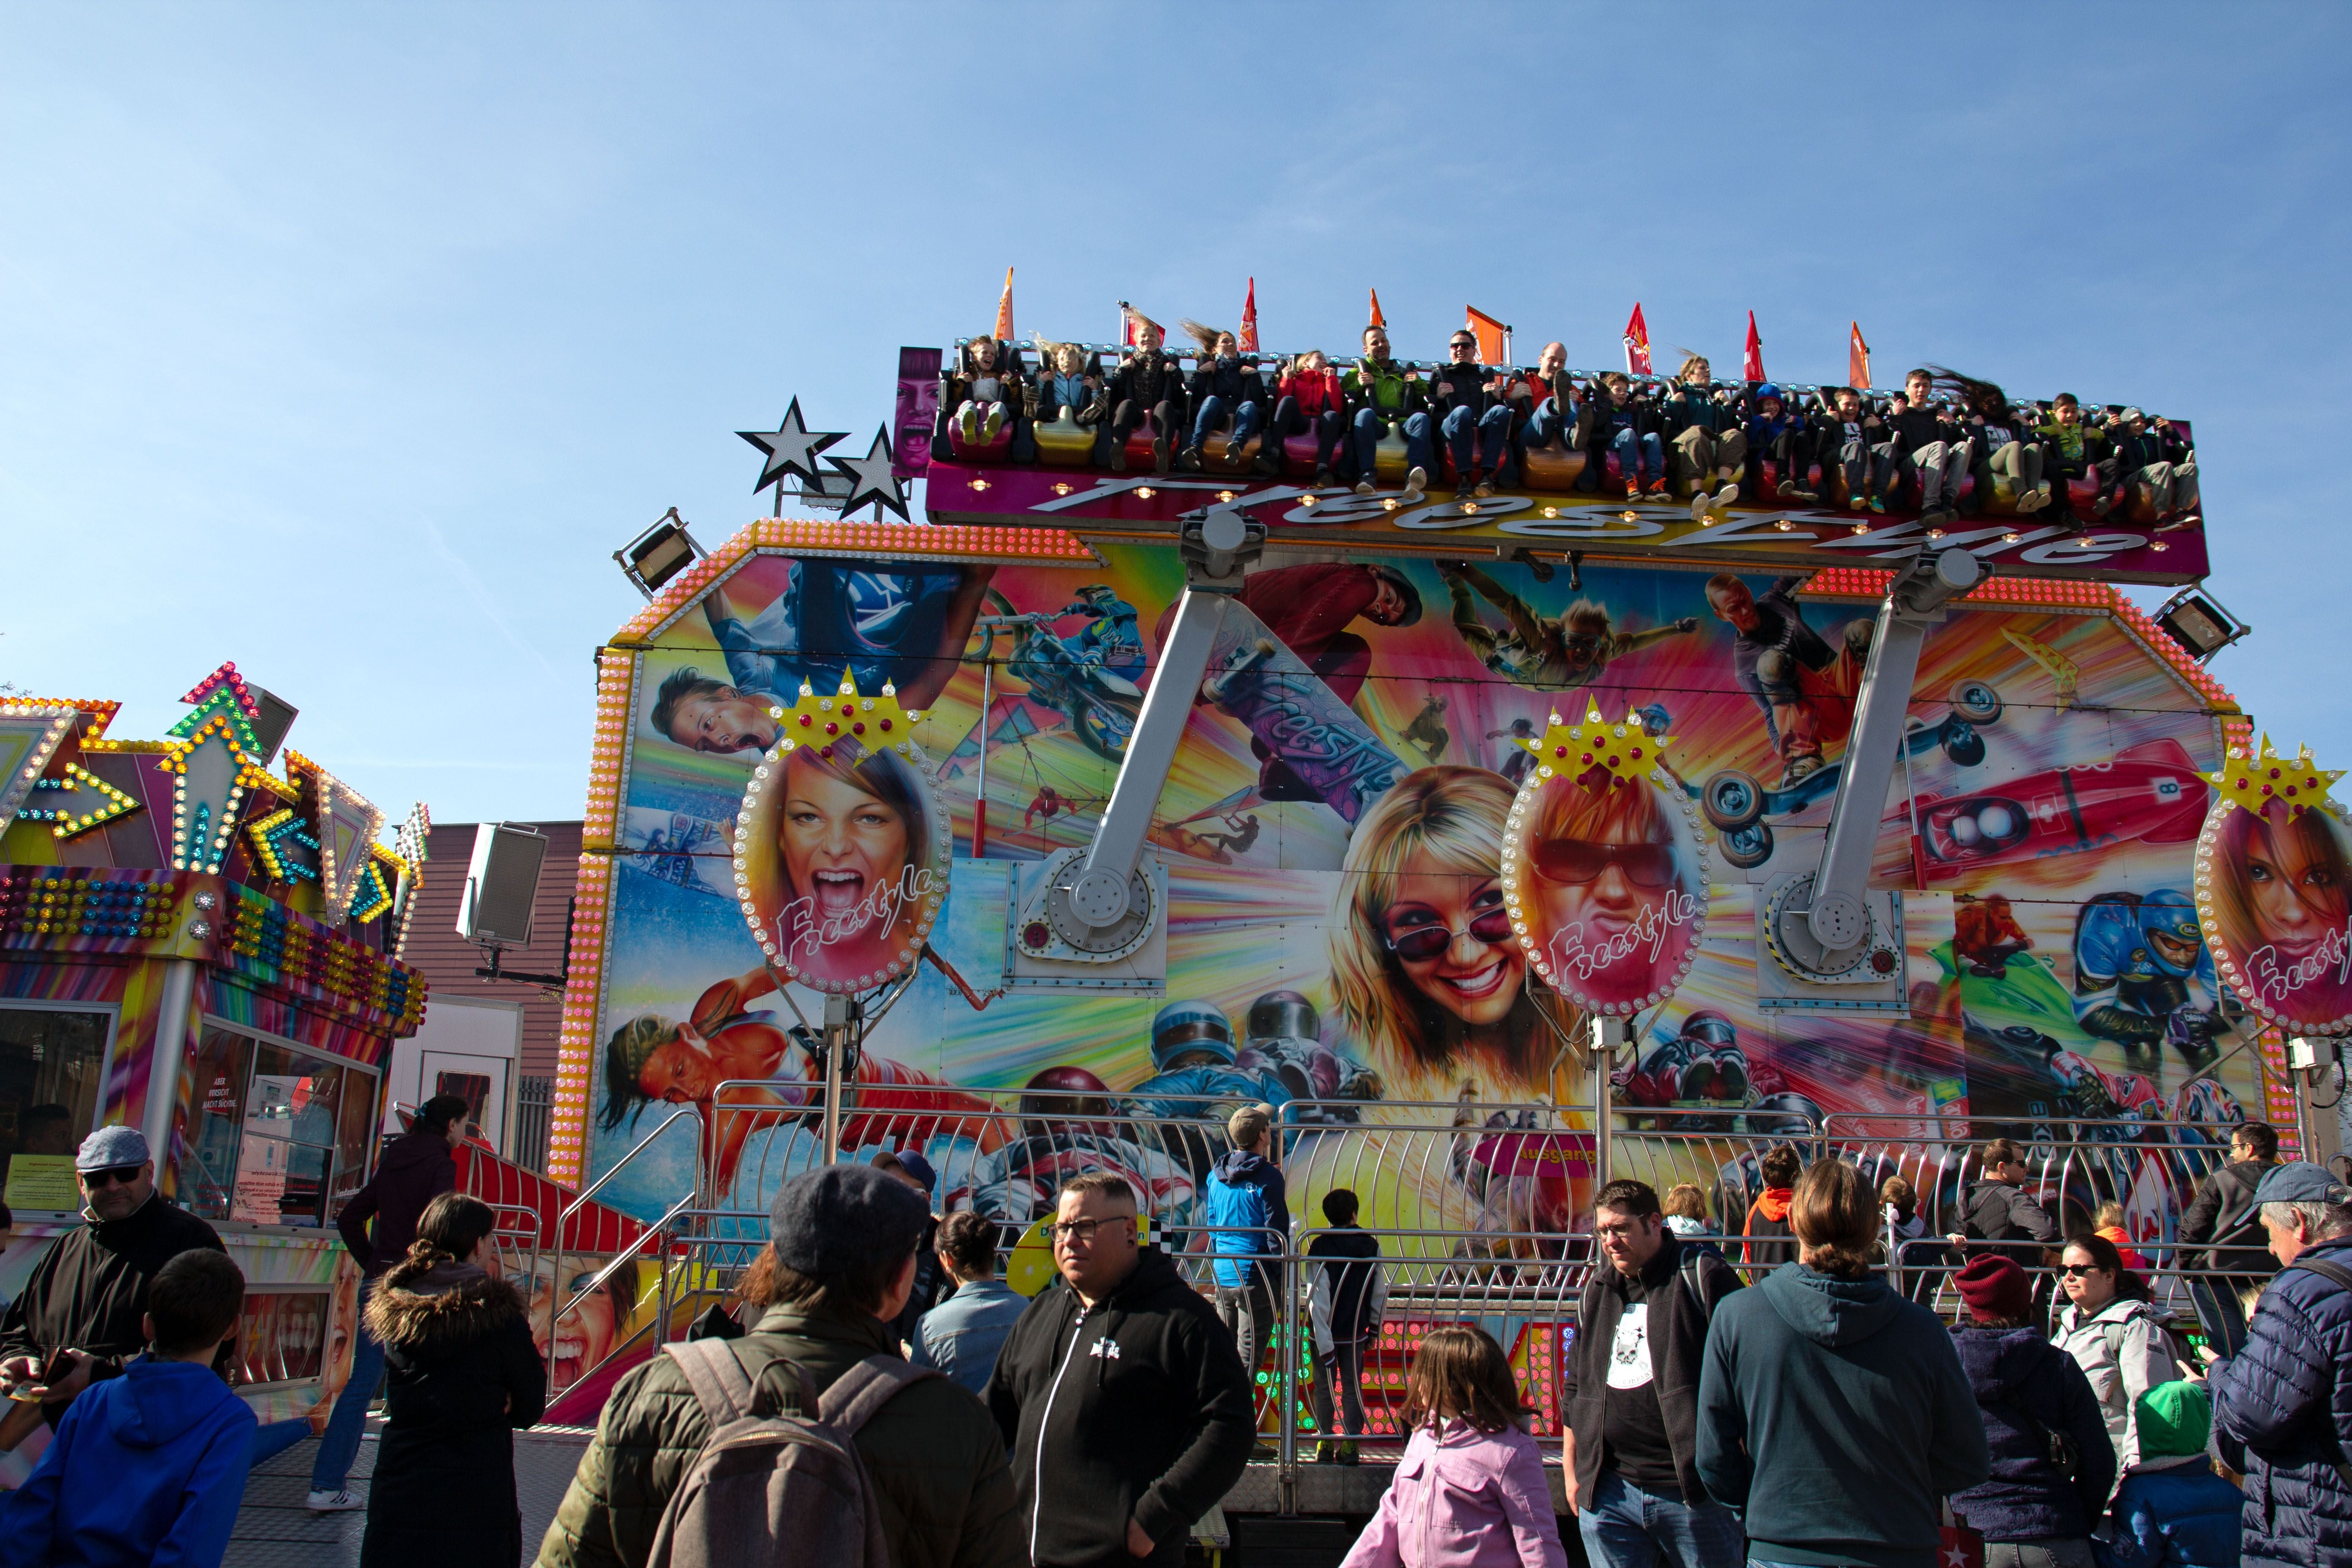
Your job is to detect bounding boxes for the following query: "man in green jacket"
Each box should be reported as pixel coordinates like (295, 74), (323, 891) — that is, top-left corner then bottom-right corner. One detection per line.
(534, 1164), (1023, 1568)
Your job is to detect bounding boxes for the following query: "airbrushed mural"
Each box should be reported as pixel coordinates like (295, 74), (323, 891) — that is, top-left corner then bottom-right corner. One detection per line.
(581, 537), (2259, 1259)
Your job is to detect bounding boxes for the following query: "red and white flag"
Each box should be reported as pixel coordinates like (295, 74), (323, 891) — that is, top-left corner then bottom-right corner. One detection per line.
(1743, 311), (1764, 382)
(1848, 321), (1872, 390)
(1622, 303), (1651, 376)
(993, 267), (1014, 343)
(1239, 279), (1259, 353)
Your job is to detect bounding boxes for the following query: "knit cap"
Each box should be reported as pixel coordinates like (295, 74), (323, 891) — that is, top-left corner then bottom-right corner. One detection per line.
(1955, 1254), (2033, 1323)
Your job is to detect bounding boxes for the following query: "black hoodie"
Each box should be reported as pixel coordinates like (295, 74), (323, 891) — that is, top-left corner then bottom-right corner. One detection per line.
(987, 1247), (1255, 1568)
(335, 1127), (456, 1277)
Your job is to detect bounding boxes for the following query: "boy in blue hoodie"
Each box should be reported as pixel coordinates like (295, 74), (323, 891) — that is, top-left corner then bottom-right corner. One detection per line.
(1205, 1102), (1290, 1379)
(0, 1249), (257, 1568)
(2101, 1381), (2244, 1568)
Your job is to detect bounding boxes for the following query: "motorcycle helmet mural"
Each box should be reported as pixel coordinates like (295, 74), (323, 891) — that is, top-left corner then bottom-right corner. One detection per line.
(1245, 990), (1320, 1049)
(1150, 999), (1237, 1070)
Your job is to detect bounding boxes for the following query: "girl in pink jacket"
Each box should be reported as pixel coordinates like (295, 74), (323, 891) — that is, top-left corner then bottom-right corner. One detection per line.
(1340, 1326), (1567, 1568)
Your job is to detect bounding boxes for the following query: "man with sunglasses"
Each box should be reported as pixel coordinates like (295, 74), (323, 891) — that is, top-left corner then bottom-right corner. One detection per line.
(1429, 329), (1515, 500)
(0, 1125), (225, 1431)
(989, 1172), (1255, 1568)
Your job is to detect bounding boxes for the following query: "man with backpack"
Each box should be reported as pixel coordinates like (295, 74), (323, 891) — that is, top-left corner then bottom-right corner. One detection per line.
(1564, 1179), (1745, 1568)
(989, 1171), (1255, 1568)
(534, 1163), (1021, 1568)
(2178, 1120), (2281, 1357)
(2207, 1161), (2352, 1568)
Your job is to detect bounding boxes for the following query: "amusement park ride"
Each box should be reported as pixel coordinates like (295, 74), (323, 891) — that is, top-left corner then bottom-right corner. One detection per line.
(1, 298), (2342, 1503)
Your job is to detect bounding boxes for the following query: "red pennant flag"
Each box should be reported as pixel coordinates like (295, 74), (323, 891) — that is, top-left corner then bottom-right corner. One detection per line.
(1622, 303), (1652, 376)
(1369, 288), (1386, 329)
(993, 267), (1014, 343)
(1848, 321), (1872, 390)
(1743, 311), (1764, 382)
(1466, 305), (1510, 365)
(1239, 279), (1259, 353)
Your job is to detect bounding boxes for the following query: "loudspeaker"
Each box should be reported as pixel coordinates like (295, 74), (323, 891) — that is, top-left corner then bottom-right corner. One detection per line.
(458, 823), (549, 948)
(247, 687), (299, 767)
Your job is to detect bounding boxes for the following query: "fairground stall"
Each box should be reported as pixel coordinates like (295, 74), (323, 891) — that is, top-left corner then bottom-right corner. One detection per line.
(0, 665), (429, 1445)
(544, 298), (2335, 1521)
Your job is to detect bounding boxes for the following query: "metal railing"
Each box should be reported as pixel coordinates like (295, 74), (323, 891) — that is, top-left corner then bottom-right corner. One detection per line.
(513, 1074), (554, 1173)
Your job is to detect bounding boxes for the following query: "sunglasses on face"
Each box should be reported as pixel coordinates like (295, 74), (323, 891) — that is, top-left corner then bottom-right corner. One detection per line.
(1530, 840), (1681, 889)
(2058, 1264), (2109, 1278)
(1383, 905), (1514, 962)
(80, 1165), (141, 1189)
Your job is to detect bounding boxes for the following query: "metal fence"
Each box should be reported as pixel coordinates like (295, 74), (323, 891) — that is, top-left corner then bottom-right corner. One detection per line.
(513, 1074), (554, 1173)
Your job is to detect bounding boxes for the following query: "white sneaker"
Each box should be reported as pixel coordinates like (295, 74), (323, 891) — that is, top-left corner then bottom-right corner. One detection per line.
(1401, 466), (1427, 504)
(307, 1488), (363, 1512)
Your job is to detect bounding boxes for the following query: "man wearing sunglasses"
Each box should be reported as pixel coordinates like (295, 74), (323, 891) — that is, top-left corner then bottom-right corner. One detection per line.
(0, 1125), (226, 1430)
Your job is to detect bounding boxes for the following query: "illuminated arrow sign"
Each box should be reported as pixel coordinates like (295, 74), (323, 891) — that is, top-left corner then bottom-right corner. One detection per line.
(0, 706), (78, 835)
(20, 762), (142, 840)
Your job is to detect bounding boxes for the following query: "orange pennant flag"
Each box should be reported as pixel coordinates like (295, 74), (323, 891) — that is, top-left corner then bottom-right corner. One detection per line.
(1466, 306), (1510, 365)
(993, 267), (1014, 343)
(1848, 321), (1872, 390)
(1368, 288), (1386, 329)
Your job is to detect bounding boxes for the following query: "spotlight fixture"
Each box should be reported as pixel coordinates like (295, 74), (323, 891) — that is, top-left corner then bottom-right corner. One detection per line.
(614, 507), (704, 600)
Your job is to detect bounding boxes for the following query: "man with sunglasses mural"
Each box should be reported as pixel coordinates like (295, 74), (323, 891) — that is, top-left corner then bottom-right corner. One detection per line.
(0, 1126), (227, 1433)
(1437, 563), (1700, 694)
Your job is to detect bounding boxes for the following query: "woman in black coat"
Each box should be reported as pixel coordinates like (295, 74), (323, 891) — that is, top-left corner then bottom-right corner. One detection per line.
(358, 1192), (547, 1568)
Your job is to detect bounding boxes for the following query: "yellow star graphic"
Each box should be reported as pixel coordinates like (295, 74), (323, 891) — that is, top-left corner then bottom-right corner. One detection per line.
(768, 669), (924, 761)
(1520, 704), (1674, 790)
(2200, 732), (2342, 818)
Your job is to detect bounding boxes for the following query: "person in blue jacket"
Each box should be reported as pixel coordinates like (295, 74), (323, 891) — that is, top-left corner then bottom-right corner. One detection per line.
(2102, 1380), (2244, 1568)
(1204, 1102), (1290, 1377)
(2207, 1161), (2352, 1568)
(0, 1249), (257, 1568)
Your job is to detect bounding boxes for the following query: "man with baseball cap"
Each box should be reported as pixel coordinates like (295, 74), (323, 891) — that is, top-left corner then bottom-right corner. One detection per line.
(0, 1125), (225, 1429)
(538, 1162), (1021, 1568)
(2205, 1161), (2352, 1568)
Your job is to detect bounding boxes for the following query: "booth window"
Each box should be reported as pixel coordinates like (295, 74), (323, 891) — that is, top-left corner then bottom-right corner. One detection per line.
(181, 1025), (378, 1230)
(0, 1008), (112, 1215)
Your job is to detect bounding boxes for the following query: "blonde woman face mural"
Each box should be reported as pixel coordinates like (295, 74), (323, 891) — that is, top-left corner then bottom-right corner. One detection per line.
(1329, 767), (1570, 1101)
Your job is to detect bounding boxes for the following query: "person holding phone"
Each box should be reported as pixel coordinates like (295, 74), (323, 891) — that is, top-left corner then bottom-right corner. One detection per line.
(0, 1127), (226, 1434)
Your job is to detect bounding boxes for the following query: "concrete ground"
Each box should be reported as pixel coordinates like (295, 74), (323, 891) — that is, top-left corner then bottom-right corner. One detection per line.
(225, 1421), (593, 1568)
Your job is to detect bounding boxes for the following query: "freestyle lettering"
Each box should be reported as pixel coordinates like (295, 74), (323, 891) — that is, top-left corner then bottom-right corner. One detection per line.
(2243, 921), (2352, 1004)
(1544, 888), (1701, 980)
(771, 863), (939, 961)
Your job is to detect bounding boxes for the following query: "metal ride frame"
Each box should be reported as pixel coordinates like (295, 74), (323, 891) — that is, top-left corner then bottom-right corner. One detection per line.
(514, 1081), (2268, 1508)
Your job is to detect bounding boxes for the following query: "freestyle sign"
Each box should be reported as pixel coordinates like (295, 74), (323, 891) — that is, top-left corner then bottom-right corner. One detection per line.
(925, 462), (2208, 583)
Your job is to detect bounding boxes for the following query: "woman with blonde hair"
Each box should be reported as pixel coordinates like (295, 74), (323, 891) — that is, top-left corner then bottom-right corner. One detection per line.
(1328, 766), (1577, 1103)
(2204, 804), (2352, 1028)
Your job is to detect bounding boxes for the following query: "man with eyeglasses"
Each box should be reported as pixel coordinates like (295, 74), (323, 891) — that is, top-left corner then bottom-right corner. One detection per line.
(0, 1125), (226, 1431)
(1564, 1179), (1745, 1568)
(988, 1171), (1254, 1568)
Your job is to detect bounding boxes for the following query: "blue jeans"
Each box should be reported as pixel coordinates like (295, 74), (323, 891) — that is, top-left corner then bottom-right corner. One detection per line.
(1352, 407), (1433, 477)
(1613, 426), (1666, 483)
(1579, 1472), (1745, 1568)
(310, 1285), (387, 1490)
(1189, 394), (1262, 451)
(1441, 405), (1513, 474)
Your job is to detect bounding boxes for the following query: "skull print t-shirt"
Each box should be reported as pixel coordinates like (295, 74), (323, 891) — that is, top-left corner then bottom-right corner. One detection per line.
(1600, 1268), (1679, 1488)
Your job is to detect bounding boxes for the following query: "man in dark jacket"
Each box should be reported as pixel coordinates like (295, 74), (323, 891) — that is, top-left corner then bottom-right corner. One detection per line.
(1565, 1179), (1744, 1568)
(1949, 1138), (2061, 1265)
(1885, 369), (1969, 526)
(989, 1171), (1255, 1568)
(2180, 1121), (2280, 1357)
(0, 1125), (225, 1431)
(538, 1162), (1022, 1568)
(1105, 317), (1187, 475)
(1697, 1158), (1990, 1568)
(2208, 1161), (2352, 1568)
(1427, 329), (1514, 500)
(306, 1092), (466, 1510)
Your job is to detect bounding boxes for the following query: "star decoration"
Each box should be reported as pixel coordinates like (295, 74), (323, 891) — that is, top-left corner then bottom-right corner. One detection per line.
(827, 426), (911, 522)
(1522, 704), (1674, 792)
(738, 397), (846, 492)
(769, 668), (924, 762)
(2201, 732), (2342, 819)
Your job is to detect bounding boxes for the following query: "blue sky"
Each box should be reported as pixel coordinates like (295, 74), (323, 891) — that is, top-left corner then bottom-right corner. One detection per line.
(6, 4), (2347, 827)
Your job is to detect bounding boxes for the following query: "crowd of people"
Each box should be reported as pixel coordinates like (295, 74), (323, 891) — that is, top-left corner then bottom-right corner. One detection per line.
(0, 1101), (2347, 1568)
(936, 323), (2200, 529)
